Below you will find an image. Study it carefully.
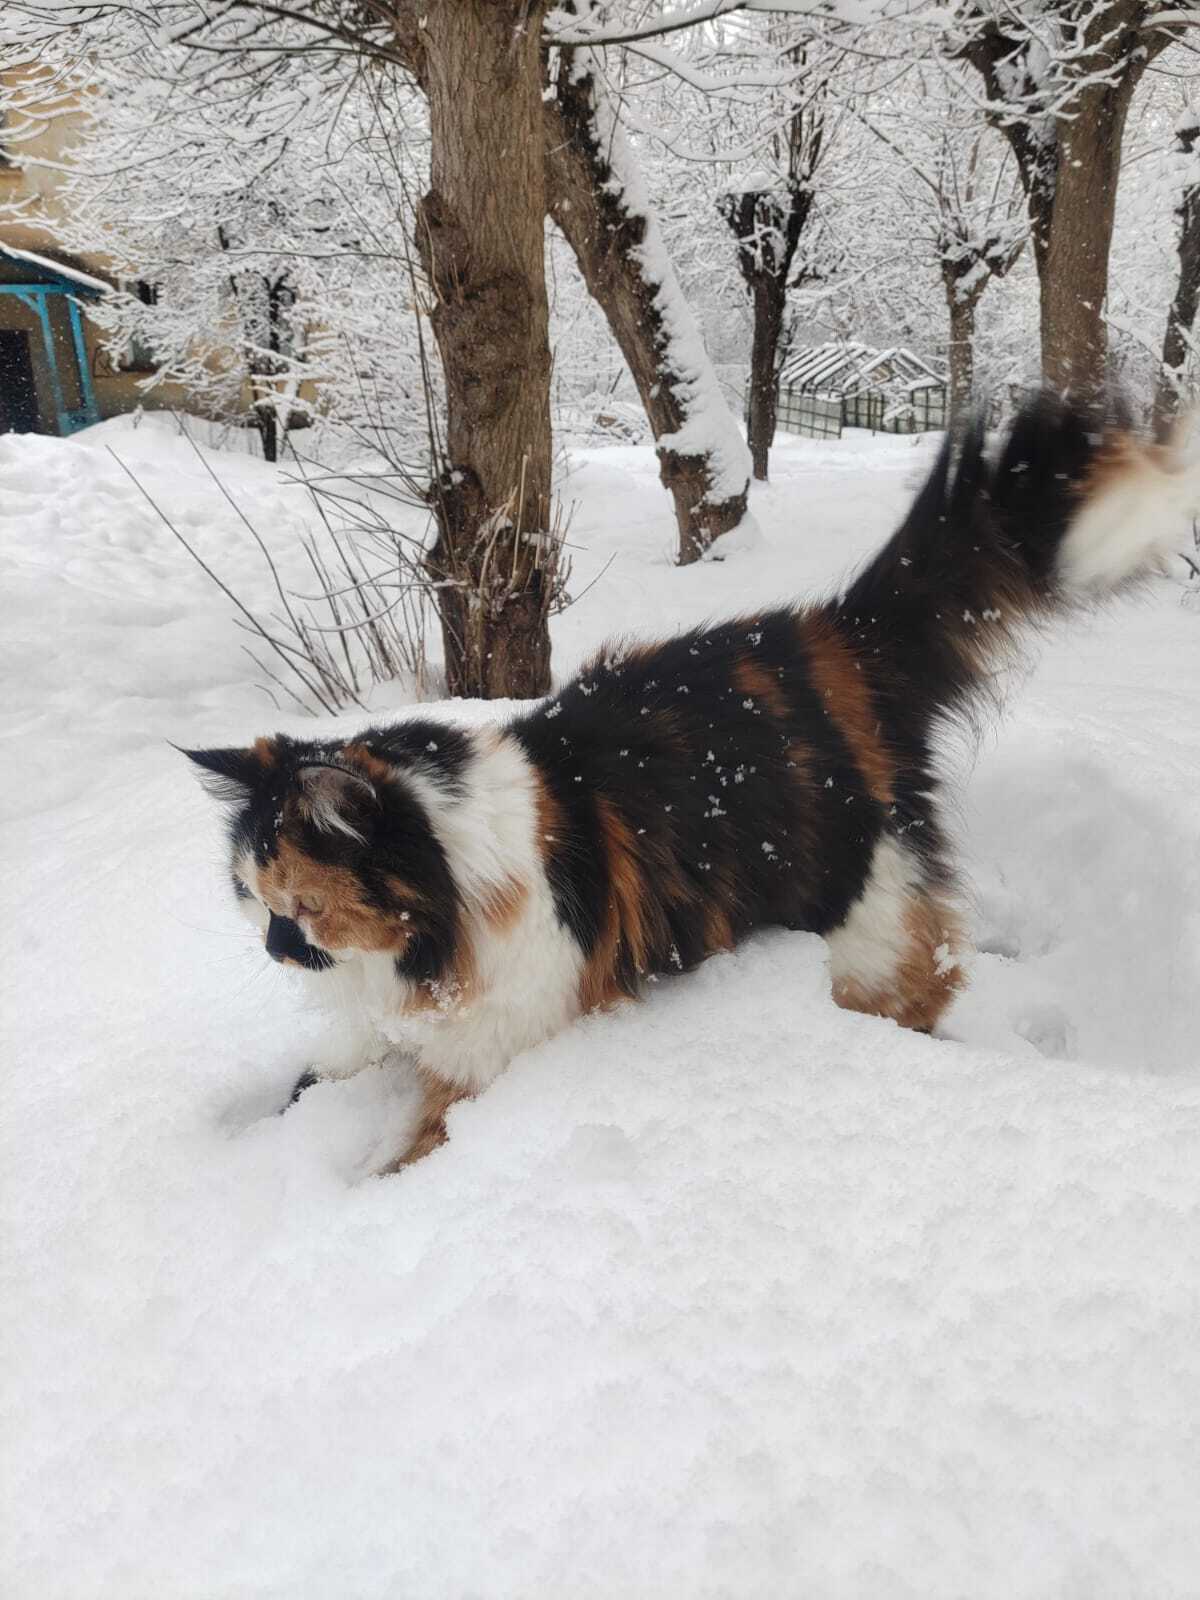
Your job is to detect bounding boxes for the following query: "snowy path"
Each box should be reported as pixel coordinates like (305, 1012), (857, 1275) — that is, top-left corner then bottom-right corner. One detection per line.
(4, 418), (1200, 1598)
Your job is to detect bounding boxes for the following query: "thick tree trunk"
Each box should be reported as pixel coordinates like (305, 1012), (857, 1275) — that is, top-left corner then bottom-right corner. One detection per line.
(545, 54), (750, 564)
(747, 277), (786, 480)
(1153, 123), (1200, 442)
(415, 0), (555, 698)
(944, 286), (980, 427)
(963, 4), (1153, 407)
(1038, 74), (1136, 400)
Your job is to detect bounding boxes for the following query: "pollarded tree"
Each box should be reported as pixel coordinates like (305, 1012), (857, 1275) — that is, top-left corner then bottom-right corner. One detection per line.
(953, 1), (1189, 402)
(557, 1), (1200, 409)
(770, 46), (1024, 430)
(716, 44), (832, 480)
(396, 1), (560, 695)
(193, 0), (758, 574)
(934, 148), (1026, 421)
(849, 61), (1027, 423)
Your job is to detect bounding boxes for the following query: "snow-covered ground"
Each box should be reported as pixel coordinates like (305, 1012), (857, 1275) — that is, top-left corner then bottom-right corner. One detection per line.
(4, 415), (1200, 1599)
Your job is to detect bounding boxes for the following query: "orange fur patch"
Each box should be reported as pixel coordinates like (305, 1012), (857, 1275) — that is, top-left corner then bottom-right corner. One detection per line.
(579, 794), (649, 1012)
(257, 836), (477, 1009)
(780, 737), (824, 867)
(531, 764), (565, 864)
(479, 876), (529, 932)
(732, 655), (791, 723)
(1082, 432), (1177, 505)
(380, 1072), (471, 1170)
(589, 641), (657, 675)
(785, 737), (813, 779)
(257, 837), (413, 955)
(643, 703), (686, 757)
(337, 741), (397, 788)
(802, 615), (895, 806)
(703, 899), (735, 954)
(833, 892), (964, 1033)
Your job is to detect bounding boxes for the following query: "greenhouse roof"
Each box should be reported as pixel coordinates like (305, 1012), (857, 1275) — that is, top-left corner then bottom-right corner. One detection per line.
(781, 341), (945, 396)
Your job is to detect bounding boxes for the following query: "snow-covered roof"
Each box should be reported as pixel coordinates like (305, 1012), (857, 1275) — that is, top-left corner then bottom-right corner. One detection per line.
(0, 242), (108, 295)
(781, 341), (945, 396)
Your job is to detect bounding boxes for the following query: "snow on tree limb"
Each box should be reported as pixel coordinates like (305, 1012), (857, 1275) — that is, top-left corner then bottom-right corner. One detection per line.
(564, 48), (752, 521)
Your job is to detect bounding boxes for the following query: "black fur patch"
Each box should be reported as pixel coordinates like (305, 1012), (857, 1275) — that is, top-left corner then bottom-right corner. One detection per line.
(354, 719), (473, 796)
(188, 395), (1114, 1009)
(191, 732), (464, 986)
(266, 911), (335, 971)
(511, 607), (885, 973)
(838, 394), (1102, 720)
(512, 395), (1111, 978)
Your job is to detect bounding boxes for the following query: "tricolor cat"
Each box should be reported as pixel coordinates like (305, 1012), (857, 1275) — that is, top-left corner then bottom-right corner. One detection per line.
(185, 397), (1194, 1168)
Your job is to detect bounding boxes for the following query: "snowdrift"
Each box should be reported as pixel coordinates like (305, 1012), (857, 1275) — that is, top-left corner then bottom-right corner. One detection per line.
(4, 417), (1199, 1598)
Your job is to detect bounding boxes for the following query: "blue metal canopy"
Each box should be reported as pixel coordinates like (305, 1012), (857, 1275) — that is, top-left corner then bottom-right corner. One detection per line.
(0, 258), (102, 434)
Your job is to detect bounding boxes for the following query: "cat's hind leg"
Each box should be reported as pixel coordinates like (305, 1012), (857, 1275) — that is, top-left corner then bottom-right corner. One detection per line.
(825, 835), (965, 1033)
(377, 1070), (472, 1173)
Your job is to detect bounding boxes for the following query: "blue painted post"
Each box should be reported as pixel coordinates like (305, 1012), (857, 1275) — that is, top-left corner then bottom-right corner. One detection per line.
(66, 296), (100, 426)
(19, 287), (69, 431)
(1, 277), (102, 434)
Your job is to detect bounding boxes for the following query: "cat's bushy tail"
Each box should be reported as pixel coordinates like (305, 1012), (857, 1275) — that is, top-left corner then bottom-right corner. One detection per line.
(834, 392), (1195, 718)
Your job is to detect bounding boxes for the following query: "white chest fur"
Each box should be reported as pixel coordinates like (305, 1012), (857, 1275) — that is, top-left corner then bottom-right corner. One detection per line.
(298, 731), (586, 1091)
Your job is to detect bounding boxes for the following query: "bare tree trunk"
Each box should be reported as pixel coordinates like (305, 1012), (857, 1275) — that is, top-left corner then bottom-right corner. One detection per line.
(414, 0), (555, 699)
(545, 52), (750, 564)
(257, 407), (279, 464)
(962, 3), (1156, 407)
(944, 288), (980, 427)
(1153, 121), (1200, 442)
(217, 227), (293, 463)
(1038, 73), (1136, 399)
(716, 71), (824, 484)
(747, 276), (786, 479)
(717, 189), (812, 481)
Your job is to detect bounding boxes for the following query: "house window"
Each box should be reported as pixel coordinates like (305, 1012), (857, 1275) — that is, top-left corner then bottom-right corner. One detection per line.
(122, 280), (159, 371)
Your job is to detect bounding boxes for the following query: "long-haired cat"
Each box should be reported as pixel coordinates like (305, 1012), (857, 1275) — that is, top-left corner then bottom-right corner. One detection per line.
(185, 397), (1195, 1169)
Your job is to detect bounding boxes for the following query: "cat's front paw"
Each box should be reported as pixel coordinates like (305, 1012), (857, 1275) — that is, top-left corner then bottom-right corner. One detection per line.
(279, 1067), (321, 1113)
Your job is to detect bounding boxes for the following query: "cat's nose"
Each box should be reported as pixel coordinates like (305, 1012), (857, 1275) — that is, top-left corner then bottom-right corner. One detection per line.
(265, 911), (307, 964)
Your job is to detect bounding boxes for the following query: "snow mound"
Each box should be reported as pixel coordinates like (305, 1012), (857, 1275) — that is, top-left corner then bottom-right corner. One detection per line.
(4, 422), (1200, 1597)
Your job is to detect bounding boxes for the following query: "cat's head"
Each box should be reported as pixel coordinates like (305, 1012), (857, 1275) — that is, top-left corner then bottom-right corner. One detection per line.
(182, 733), (459, 977)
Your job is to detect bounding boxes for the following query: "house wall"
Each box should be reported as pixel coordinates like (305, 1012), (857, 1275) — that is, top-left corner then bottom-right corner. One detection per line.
(1, 65), (238, 429)
(0, 65), (80, 258)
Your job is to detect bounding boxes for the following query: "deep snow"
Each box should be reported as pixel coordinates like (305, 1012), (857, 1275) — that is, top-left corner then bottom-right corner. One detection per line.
(3, 416), (1200, 1599)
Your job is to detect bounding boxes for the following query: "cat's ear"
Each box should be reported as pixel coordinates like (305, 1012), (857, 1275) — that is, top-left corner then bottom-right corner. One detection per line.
(178, 745), (267, 803)
(295, 762), (379, 844)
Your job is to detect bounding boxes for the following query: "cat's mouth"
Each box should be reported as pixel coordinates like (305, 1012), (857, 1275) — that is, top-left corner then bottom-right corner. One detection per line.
(265, 911), (336, 971)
